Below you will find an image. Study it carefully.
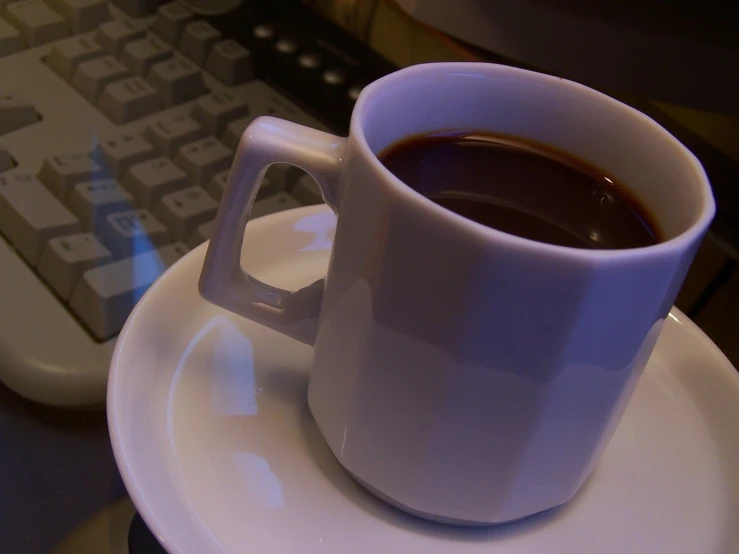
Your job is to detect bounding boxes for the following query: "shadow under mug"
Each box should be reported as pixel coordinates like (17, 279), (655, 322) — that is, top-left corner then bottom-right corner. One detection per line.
(199, 62), (715, 525)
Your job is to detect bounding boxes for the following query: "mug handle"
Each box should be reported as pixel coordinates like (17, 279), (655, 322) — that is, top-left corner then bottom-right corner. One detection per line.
(198, 117), (347, 345)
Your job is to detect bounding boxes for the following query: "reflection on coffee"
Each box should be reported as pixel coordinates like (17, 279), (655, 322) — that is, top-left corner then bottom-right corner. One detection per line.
(379, 132), (661, 249)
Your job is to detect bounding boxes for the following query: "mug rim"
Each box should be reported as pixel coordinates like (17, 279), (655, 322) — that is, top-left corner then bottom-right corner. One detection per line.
(350, 62), (716, 262)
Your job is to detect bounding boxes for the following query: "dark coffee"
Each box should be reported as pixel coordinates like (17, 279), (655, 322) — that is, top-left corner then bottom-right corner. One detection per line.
(378, 132), (660, 249)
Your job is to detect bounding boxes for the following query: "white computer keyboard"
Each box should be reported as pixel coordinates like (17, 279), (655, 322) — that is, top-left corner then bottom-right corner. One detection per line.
(0, 0), (328, 407)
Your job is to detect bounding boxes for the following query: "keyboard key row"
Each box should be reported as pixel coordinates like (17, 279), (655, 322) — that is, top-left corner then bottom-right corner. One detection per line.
(155, 3), (255, 83)
(54, 39), (254, 125)
(40, 130), (236, 202)
(33, 135), (231, 243)
(36, 126), (304, 211)
(35, 165), (208, 253)
(63, 52), (207, 120)
(46, 25), (256, 125)
(2, 166), (315, 341)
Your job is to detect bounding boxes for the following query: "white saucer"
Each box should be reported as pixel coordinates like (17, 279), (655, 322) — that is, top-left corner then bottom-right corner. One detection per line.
(109, 205), (739, 554)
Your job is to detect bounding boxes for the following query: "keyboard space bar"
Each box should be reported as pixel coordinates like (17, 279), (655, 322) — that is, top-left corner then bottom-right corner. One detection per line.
(0, 235), (114, 407)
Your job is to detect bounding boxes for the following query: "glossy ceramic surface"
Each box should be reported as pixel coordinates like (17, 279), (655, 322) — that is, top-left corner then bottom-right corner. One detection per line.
(110, 206), (739, 554)
(199, 63), (715, 523)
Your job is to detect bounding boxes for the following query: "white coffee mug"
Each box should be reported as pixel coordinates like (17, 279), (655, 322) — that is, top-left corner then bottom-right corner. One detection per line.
(199, 62), (714, 525)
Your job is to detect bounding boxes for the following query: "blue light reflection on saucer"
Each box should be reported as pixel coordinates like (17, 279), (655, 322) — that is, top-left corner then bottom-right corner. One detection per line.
(166, 315), (285, 530)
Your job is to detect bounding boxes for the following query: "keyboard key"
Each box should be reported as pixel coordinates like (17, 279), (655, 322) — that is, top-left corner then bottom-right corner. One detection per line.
(67, 178), (133, 231)
(154, 185), (216, 240)
(0, 89), (38, 135)
(0, 173), (81, 265)
(205, 168), (279, 202)
(178, 20), (220, 66)
(244, 80), (321, 127)
(0, 17), (23, 58)
(95, 132), (155, 178)
(205, 39), (253, 85)
(147, 56), (204, 107)
(250, 192), (301, 219)
(151, 2), (192, 45)
(71, 55), (130, 102)
(111, 0), (160, 18)
(121, 156), (187, 209)
(4, 0), (68, 47)
(46, 0), (109, 34)
(38, 232), (112, 299)
(0, 143), (12, 171)
(204, 169), (227, 200)
(143, 112), (204, 157)
(120, 35), (172, 77)
(191, 90), (249, 137)
(97, 76), (159, 124)
(186, 218), (214, 248)
(98, 208), (170, 258)
(290, 173), (323, 205)
(94, 18), (144, 56)
(38, 152), (104, 200)
(70, 242), (188, 340)
(46, 35), (103, 81)
(173, 136), (232, 185)
(221, 114), (252, 150)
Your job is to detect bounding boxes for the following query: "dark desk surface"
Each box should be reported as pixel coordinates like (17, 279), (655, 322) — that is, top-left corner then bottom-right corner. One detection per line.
(0, 383), (126, 554)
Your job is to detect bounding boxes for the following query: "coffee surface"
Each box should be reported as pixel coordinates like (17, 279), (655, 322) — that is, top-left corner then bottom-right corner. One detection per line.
(379, 133), (660, 249)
